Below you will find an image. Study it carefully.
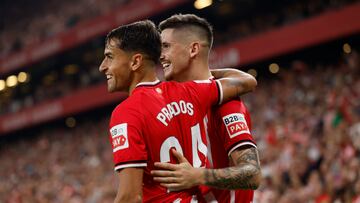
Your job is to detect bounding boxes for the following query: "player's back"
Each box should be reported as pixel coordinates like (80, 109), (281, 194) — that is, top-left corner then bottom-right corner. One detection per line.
(109, 80), (220, 202)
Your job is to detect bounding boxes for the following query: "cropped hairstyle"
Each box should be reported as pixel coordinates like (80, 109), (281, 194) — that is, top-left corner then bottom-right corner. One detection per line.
(106, 20), (161, 64)
(159, 14), (213, 48)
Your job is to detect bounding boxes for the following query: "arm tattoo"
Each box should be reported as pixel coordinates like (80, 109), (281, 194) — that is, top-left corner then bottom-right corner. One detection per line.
(204, 147), (261, 190)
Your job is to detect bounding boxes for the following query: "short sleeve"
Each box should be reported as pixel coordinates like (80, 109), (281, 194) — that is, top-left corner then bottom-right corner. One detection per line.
(216, 100), (256, 156)
(109, 105), (147, 171)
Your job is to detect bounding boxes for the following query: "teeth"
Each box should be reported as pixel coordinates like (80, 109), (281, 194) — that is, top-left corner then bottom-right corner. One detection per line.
(106, 75), (111, 79)
(162, 63), (170, 68)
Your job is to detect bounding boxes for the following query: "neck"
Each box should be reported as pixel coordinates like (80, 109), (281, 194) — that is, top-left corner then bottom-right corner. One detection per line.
(176, 56), (212, 82)
(129, 65), (158, 95)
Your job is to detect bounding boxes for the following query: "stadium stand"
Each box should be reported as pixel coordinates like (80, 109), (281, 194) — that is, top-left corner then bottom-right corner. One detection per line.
(1, 50), (358, 202)
(249, 50), (360, 203)
(0, 0), (130, 57)
(0, 0), (355, 57)
(0, 114), (117, 202)
(0, 0), (353, 115)
(0, 0), (357, 115)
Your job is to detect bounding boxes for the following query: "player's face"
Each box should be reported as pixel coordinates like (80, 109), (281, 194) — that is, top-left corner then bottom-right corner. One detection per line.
(99, 39), (132, 92)
(160, 28), (191, 81)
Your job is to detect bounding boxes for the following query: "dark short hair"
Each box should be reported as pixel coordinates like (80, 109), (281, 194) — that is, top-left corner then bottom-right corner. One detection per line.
(159, 14), (213, 48)
(106, 20), (161, 64)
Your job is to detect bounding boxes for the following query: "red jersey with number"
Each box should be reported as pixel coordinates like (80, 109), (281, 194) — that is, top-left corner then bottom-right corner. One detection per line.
(202, 100), (256, 203)
(108, 79), (222, 203)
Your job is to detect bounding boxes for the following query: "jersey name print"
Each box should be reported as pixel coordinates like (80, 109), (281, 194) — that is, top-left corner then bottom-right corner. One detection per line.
(157, 100), (194, 126)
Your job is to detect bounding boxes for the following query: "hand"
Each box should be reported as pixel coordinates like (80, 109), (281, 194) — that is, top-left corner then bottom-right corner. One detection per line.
(151, 149), (203, 191)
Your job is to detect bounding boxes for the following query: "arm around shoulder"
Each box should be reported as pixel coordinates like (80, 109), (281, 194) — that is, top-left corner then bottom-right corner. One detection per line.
(213, 68), (257, 103)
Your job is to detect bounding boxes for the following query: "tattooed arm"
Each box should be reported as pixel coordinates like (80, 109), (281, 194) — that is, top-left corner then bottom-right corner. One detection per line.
(204, 146), (261, 190)
(151, 146), (261, 191)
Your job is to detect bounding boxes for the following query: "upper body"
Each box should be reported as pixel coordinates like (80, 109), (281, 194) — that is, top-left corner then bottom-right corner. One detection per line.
(109, 79), (221, 202)
(151, 14), (261, 203)
(99, 20), (258, 203)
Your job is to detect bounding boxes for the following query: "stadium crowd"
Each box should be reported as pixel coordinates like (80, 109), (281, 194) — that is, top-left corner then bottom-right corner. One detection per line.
(0, 117), (116, 203)
(250, 51), (360, 203)
(213, 0), (357, 46)
(0, 0), (355, 57)
(0, 0), (130, 57)
(1, 50), (359, 202)
(0, 0), (358, 115)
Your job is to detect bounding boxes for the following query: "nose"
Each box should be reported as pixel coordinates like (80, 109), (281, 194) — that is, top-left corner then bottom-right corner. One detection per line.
(159, 53), (165, 63)
(99, 60), (107, 73)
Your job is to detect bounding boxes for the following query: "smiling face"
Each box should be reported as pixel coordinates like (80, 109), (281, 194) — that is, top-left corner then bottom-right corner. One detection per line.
(99, 39), (133, 92)
(160, 28), (192, 82)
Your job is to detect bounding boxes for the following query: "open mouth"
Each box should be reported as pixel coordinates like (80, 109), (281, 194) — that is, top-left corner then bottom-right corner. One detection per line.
(162, 62), (171, 69)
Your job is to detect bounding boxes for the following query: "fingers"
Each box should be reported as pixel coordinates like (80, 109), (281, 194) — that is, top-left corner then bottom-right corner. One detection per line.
(153, 162), (178, 170)
(153, 176), (178, 183)
(151, 170), (174, 177)
(171, 149), (188, 163)
(160, 183), (185, 191)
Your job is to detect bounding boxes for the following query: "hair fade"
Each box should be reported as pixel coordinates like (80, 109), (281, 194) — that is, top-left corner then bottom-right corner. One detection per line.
(159, 14), (213, 48)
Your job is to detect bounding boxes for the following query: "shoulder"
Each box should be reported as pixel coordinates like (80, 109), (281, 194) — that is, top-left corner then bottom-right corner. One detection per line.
(170, 80), (214, 87)
(112, 97), (137, 113)
(213, 99), (252, 129)
(111, 97), (142, 122)
(216, 99), (249, 114)
(161, 80), (215, 90)
(158, 81), (193, 96)
(160, 80), (188, 91)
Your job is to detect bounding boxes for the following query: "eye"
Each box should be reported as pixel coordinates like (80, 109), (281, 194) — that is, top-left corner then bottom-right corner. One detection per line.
(105, 54), (113, 60)
(162, 43), (170, 49)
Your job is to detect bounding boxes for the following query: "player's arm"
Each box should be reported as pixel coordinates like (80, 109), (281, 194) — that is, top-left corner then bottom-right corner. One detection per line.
(202, 146), (261, 190)
(212, 68), (257, 101)
(114, 168), (144, 203)
(151, 147), (261, 191)
(109, 107), (147, 202)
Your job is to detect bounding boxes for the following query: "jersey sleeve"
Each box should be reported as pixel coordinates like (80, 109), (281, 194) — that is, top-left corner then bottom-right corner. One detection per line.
(217, 100), (256, 156)
(109, 104), (147, 171)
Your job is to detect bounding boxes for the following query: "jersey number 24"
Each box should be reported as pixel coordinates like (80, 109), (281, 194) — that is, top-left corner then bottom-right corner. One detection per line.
(159, 117), (208, 168)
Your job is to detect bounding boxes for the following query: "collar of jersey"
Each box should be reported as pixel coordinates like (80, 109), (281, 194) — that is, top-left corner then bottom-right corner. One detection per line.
(135, 80), (161, 88)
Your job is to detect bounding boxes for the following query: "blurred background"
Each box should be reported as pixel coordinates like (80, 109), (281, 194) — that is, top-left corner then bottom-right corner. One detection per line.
(0, 0), (359, 202)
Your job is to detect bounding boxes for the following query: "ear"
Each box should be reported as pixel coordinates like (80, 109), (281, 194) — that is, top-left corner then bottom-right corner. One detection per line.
(189, 42), (201, 58)
(129, 53), (143, 71)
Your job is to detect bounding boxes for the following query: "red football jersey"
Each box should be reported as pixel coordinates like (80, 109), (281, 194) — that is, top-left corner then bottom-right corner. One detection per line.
(203, 100), (256, 203)
(108, 79), (222, 202)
